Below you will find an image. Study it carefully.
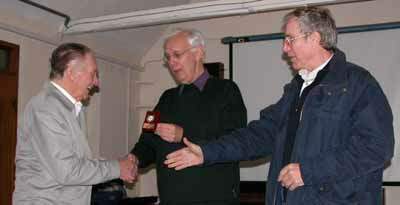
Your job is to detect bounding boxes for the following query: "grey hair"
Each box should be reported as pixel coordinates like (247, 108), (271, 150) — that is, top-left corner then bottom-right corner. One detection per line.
(49, 42), (91, 80)
(283, 6), (337, 51)
(165, 28), (205, 47)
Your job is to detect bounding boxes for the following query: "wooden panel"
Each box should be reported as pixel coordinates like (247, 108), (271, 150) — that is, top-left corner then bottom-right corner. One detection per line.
(240, 181), (265, 205)
(0, 40), (19, 205)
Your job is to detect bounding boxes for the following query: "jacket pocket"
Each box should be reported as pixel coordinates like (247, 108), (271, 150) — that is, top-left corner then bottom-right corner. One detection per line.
(307, 84), (349, 119)
(316, 179), (359, 203)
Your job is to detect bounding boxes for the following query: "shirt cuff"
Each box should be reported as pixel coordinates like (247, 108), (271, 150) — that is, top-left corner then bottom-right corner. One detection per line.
(109, 160), (121, 179)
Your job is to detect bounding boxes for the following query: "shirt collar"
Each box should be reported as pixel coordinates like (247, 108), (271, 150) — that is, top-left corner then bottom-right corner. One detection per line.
(192, 70), (210, 91)
(298, 54), (333, 83)
(51, 81), (82, 116)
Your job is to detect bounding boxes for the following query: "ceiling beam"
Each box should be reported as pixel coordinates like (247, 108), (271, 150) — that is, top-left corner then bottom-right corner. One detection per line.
(63, 0), (371, 35)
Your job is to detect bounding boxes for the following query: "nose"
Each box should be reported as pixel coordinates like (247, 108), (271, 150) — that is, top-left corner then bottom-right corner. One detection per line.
(167, 58), (179, 70)
(282, 41), (291, 54)
(93, 73), (100, 87)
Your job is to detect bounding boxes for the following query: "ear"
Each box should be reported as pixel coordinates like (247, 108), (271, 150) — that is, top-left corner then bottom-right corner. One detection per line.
(65, 66), (77, 82)
(310, 31), (322, 44)
(195, 46), (205, 62)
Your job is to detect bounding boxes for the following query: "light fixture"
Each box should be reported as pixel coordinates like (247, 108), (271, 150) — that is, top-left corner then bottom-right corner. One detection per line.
(63, 0), (371, 35)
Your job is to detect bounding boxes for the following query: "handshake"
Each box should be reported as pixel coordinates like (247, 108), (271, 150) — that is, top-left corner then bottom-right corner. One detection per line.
(118, 154), (139, 183)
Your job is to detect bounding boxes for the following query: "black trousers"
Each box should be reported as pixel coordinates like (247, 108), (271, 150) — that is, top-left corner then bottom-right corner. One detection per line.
(160, 199), (239, 205)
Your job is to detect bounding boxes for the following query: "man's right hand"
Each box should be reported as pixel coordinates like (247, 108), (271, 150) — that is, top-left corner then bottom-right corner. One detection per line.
(127, 154), (139, 180)
(164, 138), (204, 170)
(119, 154), (138, 183)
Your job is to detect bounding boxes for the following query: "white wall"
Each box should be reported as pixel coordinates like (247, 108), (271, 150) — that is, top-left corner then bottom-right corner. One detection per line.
(135, 0), (400, 202)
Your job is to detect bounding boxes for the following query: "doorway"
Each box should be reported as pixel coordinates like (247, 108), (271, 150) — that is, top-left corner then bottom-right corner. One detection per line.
(0, 40), (19, 205)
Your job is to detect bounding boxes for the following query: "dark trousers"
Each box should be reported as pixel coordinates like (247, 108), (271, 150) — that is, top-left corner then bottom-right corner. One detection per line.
(160, 199), (239, 205)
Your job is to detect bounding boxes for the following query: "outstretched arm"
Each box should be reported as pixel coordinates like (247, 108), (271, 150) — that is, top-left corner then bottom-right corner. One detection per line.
(164, 138), (204, 170)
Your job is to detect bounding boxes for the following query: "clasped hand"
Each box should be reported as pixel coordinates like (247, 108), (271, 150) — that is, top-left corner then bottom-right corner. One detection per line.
(119, 154), (139, 183)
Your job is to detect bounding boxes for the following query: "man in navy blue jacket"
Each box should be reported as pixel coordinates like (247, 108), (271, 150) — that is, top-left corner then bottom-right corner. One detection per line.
(165, 7), (394, 205)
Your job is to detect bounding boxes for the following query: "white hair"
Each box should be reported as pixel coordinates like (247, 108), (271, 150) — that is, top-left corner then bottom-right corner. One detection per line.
(165, 28), (205, 47)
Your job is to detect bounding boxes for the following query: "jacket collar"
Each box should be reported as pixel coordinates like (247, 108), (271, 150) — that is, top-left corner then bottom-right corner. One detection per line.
(288, 48), (348, 87)
(46, 82), (75, 113)
(318, 48), (348, 86)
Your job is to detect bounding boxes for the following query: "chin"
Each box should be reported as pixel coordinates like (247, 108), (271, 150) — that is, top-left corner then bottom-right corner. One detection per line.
(291, 64), (301, 71)
(175, 76), (187, 84)
(80, 93), (89, 101)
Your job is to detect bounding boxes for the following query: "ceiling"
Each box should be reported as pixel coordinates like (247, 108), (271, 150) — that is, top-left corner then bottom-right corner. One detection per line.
(2, 0), (370, 67)
(32, 0), (191, 19)
(3, 0), (198, 67)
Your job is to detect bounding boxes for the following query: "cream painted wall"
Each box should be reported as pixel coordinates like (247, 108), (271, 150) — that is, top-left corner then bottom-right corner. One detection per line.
(134, 0), (400, 202)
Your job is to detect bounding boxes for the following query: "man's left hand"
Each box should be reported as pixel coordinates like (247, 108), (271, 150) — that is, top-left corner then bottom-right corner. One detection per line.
(278, 163), (304, 191)
(155, 123), (183, 143)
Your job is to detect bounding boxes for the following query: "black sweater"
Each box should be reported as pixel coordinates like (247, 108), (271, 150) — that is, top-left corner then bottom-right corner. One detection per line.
(131, 77), (247, 204)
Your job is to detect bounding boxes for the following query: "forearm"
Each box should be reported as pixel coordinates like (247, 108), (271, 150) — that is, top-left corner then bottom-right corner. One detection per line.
(130, 133), (157, 168)
(50, 158), (120, 186)
(202, 119), (275, 165)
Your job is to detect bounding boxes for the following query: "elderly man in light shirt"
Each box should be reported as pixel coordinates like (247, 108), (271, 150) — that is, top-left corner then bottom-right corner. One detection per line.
(13, 43), (137, 205)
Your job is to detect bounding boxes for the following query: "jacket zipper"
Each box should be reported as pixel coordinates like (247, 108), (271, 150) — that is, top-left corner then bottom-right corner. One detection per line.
(284, 84), (328, 204)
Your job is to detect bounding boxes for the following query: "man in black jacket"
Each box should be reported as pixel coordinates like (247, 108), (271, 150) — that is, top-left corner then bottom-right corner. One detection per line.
(129, 29), (247, 205)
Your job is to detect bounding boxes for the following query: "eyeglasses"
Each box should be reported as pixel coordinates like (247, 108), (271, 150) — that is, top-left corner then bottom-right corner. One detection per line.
(283, 33), (309, 46)
(163, 47), (194, 63)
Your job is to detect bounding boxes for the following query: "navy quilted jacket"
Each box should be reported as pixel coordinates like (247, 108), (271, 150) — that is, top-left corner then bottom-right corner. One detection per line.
(202, 49), (394, 205)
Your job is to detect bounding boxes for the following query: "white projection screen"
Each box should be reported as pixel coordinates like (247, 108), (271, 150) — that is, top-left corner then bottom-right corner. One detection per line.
(232, 25), (400, 182)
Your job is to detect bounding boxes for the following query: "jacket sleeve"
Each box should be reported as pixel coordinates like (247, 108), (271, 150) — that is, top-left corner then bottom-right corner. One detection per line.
(202, 87), (290, 164)
(130, 91), (169, 168)
(30, 110), (120, 186)
(131, 132), (158, 168)
(300, 74), (394, 186)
